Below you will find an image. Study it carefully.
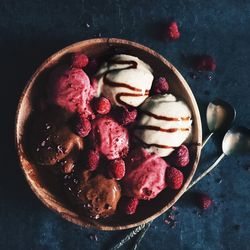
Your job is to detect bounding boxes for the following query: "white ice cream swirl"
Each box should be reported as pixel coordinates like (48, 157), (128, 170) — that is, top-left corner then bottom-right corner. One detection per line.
(96, 54), (154, 107)
(134, 94), (192, 157)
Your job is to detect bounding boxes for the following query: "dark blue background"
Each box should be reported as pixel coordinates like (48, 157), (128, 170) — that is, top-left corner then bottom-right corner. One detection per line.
(1, 0), (250, 249)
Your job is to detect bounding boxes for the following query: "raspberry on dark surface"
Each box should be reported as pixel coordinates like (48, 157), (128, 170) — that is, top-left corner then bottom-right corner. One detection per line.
(108, 158), (126, 180)
(153, 77), (169, 94)
(169, 145), (190, 167)
(75, 115), (91, 137)
(167, 21), (180, 40)
(119, 197), (139, 215)
(95, 97), (111, 115)
(71, 53), (89, 68)
(87, 149), (100, 171)
(195, 55), (216, 71)
(165, 167), (184, 190)
(196, 193), (213, 210)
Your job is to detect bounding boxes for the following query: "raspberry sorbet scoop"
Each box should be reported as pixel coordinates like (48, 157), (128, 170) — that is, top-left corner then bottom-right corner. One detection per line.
(123, 148), (169, 200)
(91, 116), (129, 160)
(49, 66), (95, 118)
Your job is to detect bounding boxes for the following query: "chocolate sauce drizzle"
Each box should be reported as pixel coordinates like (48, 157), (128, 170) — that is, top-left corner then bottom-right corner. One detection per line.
(135, 125), (190, 133)
(135, 135), (176, 149)
(103, 59), (150, 107)
(135, 111), (191, 150)
(141, 109), (191, 121)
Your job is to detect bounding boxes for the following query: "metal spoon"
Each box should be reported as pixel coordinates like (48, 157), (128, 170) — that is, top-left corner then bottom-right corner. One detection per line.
(202, 99), (236, 148)
(188, 126), (250, 189)
(111, 126), (249, 250)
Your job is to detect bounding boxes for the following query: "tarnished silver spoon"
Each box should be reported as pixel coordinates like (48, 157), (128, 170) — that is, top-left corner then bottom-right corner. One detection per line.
(111, 126), (249, 250)
(202, 99), (236, 148)
(188, 126), (250, 189)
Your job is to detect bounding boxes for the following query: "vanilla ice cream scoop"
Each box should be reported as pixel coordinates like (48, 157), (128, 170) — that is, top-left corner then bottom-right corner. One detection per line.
(134, 94), (192, 157)
(96, 54), (154, 107)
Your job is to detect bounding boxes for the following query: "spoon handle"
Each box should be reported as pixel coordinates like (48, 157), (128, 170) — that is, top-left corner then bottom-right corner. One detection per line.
(202, 132), (214, 149)
(110, 223), (147, 250)
(187, 153), (226, 191)
(131, 222), (152, 250)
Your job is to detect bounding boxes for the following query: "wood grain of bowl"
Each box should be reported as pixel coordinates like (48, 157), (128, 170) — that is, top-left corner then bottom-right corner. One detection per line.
(15, 38), (202, 230)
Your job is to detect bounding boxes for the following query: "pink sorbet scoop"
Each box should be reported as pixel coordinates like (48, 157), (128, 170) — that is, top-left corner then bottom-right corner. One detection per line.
(91, 116), (129, 160)
(49, 66), (95, 118)
(123, 148), (169, 200)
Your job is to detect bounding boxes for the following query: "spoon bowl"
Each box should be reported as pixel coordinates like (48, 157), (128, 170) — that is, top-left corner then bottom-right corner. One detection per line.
(206, 99), (236, 132)
(202, 99), (236, 148)
(222, 126), (250, 156)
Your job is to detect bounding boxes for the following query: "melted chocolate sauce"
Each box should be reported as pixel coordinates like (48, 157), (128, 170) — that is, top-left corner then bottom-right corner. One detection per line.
(103, 59), (150, 106)
(141, 109), (191, 122)
(107, 60), (138, 69)
(135, 125), (190, 133)
(135, 135), (176, 149)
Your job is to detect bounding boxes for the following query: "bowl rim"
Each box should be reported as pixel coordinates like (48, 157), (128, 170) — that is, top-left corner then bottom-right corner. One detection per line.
(15, 38), (202, 231)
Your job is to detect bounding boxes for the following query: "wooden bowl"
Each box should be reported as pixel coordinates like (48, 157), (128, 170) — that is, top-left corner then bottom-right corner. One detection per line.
(15, 38), (202, 230)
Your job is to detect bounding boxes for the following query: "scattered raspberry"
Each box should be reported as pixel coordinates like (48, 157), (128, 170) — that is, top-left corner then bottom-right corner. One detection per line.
(153, 77), (169, 94)
(121, 108), (137, 125)
(120, 197), (139, 215)
(95, 97), (111, 115)
(197, 193), (212, 210)
(108, 158), (126, 180)
(71, 53), (89, 68)
(170, 145), (190, 167)
(195, 55), (216, 71)
(167, 21), (180, 40)
(75, 115), (91, 137)
(165, 167), (183, 190)
(87, 150), (100, 171)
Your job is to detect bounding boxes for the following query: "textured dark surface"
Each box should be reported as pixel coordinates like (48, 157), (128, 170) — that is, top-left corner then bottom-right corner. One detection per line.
(1, 0), (250, 249)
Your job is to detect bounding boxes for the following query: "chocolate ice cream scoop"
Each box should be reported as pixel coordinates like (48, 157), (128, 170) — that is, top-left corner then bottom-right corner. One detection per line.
(28, 107), (84, 170)
(65, 171), (121, 219)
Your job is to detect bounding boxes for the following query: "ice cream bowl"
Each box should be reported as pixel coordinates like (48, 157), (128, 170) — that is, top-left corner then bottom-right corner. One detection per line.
(16, 38), (202, 230)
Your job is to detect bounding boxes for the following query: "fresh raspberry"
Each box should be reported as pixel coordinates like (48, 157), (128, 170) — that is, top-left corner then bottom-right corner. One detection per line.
(153, 77), (169, 94)
(121, 108), (137, 125)
(120, 197), (139, 215)
(95, 97), (111, 115)
(167, 21), (180, 40)
(165, 167), (183, 190)
(197, 193), (213, 210)
(87, 149), (100, 171)
(195, 55), (216, 71)
(170, 145), (190, 167)
(108, 158), (126, 180)
(71, 53), (89, 68)
(75, 115), (91, 137)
